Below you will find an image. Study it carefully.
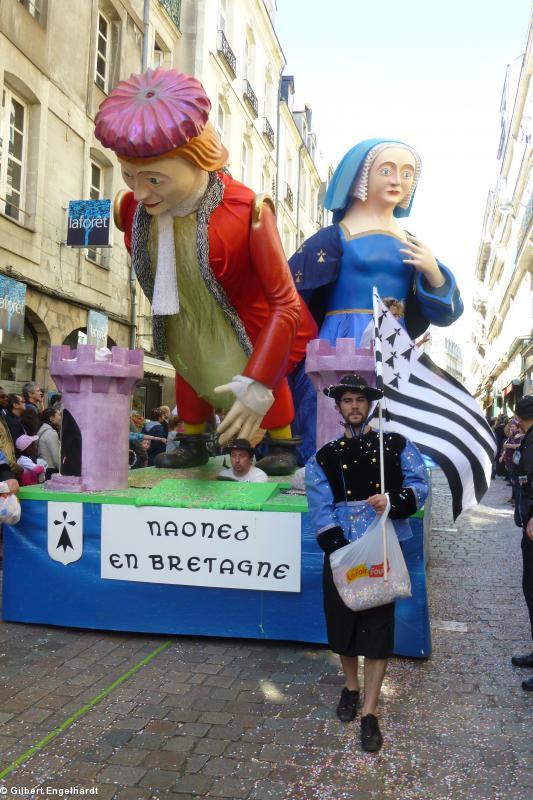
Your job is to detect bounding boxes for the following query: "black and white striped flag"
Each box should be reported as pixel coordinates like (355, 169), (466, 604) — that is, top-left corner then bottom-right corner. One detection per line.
(372, 287), (496, 520)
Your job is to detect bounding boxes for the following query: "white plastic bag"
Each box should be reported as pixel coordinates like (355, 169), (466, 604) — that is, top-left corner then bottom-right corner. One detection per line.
(329, 505), (411, 611)
(0, 492), (21, 526)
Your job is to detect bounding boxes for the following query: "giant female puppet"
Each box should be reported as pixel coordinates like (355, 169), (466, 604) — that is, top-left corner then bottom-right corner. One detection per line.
(94, 69), (317, 473)
(288, 139), (464, 461)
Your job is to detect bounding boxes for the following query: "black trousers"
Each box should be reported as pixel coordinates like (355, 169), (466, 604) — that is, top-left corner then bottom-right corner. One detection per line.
(521, 531), (533, 641)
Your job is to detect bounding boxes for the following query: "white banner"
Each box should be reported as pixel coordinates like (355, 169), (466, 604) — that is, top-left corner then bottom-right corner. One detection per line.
(100, 506), (301, 592)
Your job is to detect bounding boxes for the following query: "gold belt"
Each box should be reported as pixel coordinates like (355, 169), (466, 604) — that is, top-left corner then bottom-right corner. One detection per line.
(325, 308), (373, 316)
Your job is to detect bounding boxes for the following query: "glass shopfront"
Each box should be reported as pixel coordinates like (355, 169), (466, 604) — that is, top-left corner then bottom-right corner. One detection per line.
(0, 319), (36, 393)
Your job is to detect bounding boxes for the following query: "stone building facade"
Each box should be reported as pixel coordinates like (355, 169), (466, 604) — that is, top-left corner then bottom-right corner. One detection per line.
(471, 21), (533, 416)
(0, 0), (325, 412)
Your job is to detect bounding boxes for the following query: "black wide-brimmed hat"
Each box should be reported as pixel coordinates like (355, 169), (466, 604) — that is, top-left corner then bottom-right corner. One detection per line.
(515, 395), (533, 420)
(323, 373), (383, 402)
(223, 438), (254, 454)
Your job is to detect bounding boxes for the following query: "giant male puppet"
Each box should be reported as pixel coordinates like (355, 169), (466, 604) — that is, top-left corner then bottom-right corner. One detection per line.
(288, 139), (464, 461)
(95, 69), (317, 473)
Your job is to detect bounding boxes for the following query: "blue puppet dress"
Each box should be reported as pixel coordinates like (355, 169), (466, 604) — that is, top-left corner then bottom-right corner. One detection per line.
(288, 224), (463, 462)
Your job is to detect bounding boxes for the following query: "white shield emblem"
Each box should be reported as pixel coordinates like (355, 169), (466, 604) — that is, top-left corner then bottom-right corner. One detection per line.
(47, 502), (83, 565)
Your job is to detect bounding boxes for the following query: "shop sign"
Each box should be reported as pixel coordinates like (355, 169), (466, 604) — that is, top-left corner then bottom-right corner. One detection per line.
(67, 199), (111, 247)
(87, 310), (109, 347)
(100, 506), (301, 592)
(0, 275), (26, 336)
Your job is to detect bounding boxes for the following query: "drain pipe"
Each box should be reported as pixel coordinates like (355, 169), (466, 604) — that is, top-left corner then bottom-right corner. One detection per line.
(142, 0), (150, 71)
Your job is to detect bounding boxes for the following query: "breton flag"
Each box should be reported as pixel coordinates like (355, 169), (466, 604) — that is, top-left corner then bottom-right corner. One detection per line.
(371, 288), (496, 520)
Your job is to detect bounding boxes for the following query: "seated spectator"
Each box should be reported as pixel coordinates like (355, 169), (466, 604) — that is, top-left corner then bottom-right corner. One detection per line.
(159, 405), (171, 436)
(141, 408), (167, 466)
(166, 416), (184, 455)
(48, 393), (63, 411)
(218, 439), (268, 483)
(0, 386), (8, 418)
(22, 381), (43, 413)
(38, 408), (61, 473)
(21, 406), (41, 436)
(15, 434), (47, 486)
(0, 449), (19, 494)
(6, 394), (26, 448)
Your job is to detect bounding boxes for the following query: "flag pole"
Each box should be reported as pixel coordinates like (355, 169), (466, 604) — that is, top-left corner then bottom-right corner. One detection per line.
(372, 287), (388, 582)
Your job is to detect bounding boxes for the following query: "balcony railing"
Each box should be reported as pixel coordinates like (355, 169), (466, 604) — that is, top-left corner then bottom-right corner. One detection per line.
(159, 0), (181, 29)
(262, 117), (274, 149)
(284, 183), (293, 211)
(243, 79), (258, 118)
(217, 30), (236, 79)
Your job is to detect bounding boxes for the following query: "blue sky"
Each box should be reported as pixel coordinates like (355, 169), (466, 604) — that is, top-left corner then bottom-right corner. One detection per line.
(275, 0), (532, 325)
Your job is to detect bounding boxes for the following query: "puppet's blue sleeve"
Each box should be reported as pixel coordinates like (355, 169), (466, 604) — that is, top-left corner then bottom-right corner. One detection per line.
(414, 261), (463, 326)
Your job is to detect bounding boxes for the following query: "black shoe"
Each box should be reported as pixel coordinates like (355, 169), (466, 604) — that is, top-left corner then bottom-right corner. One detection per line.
(335, 687), (359, 722)
(154, 435), (210, 469)
(360, 714), (383, 752)
(522, 676), (533, 691)
(511, 653), (533, 668)
(255, 437), (301, 476)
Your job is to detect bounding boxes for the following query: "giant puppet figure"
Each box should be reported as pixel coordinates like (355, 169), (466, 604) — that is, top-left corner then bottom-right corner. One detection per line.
(288, 139), (464, 461)
(95, 69), (317, 473)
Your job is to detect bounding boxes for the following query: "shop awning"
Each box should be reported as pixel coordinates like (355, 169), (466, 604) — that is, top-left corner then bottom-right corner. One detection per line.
(143, 355), (176, 379)
(502, 379), (523, 397)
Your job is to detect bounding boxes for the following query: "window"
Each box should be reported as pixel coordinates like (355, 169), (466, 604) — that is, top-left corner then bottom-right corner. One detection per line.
(244, 30), (255, 85)
(217, 101), (225, 142)
(95, 12), (110, 92)
(0, 87), (28, 223)
(241, 142), (248, 184)
(264, 72), (273, 120)
(87, 161), (107, 266)
(218, 0), (227, 33)
(0, 320), (36, 393)
(153, 41), (163, 68)
(18, 0), (42, 21)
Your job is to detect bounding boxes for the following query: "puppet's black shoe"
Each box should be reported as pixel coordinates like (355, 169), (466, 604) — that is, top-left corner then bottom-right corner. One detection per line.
(522, 676), (533, 691)
(361, 714), (383, 752)
(154, 435), (210, 469)
(255, 437), (301, 476)
(336, 687), (360, 722)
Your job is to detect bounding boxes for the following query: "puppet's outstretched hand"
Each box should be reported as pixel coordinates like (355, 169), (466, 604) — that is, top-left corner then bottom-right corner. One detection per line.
(214, 376), (274, 445)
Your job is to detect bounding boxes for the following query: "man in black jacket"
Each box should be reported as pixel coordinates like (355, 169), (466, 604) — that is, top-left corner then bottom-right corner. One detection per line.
(305, 374), (428, 751)
(511, 395), (533, 690)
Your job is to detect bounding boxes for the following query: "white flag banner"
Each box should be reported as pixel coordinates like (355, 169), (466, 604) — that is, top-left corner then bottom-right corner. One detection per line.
(372, 287), (496, 520)
(47, 502), (84, 565)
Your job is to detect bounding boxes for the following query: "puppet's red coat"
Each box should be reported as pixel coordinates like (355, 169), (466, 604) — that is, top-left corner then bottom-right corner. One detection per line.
(119, 172), (317, 428)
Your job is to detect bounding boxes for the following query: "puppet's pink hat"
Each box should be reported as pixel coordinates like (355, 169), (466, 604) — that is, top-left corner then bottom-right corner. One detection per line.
(95, 68), (211, 159)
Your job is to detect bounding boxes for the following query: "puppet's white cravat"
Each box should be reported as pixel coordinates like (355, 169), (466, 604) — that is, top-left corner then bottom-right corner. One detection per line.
(152, 211), (179, 315)
(151, 173), (209, 317)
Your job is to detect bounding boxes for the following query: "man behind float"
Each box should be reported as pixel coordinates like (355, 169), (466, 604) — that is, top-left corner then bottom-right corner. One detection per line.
(305, 373), (428, 752)
(218, 439), (268, 483)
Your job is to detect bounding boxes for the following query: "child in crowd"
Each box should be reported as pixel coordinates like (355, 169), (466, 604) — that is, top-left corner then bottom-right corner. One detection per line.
(166, 416), (185, 455)
(15, 434), (47, 485)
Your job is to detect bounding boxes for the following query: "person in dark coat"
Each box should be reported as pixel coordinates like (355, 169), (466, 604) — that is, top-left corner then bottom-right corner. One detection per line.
(6, 394), (26, 451)
(305, 373), (428, 751)
(511, 396), (533, 690)
(141, 408), (167, 466)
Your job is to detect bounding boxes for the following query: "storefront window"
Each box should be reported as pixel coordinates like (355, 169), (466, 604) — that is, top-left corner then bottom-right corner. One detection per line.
(0, 320), (35, 393)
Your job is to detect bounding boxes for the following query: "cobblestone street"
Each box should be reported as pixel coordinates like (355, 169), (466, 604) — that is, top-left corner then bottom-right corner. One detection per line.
(0, 474), (531, 800)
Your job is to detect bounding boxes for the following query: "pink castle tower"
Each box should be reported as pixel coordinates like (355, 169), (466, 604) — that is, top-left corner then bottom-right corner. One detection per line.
(47, 345), (144, 492)
(305, 338), (377, 450)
